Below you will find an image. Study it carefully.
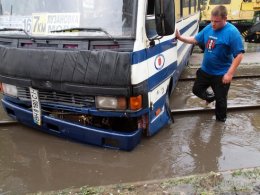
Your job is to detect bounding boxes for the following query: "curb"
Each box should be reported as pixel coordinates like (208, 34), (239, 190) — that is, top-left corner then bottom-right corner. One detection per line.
(32, 167), (260, 195)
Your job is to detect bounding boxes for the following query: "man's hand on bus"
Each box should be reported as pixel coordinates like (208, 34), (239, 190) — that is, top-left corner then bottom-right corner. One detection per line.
(175, 29), (181, 40)
(175, 29), (197, 45)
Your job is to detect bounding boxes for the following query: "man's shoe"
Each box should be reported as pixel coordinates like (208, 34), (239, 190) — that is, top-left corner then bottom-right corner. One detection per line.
(205, 91), (215, 103)
(216, 117), (226, 122)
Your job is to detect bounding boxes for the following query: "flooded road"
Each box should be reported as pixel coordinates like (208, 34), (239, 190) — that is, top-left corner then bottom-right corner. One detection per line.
(0, 110), (260, 194)
(0, 52), (260, 194)
(171, 78), (260, 109)
(0, 85), (259, 194)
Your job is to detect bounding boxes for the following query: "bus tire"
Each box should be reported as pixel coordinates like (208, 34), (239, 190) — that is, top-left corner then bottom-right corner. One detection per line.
(165, 92), (174, 123)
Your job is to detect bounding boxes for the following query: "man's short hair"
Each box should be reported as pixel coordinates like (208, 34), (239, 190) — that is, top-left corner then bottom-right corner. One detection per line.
(211, 5), (228, 18)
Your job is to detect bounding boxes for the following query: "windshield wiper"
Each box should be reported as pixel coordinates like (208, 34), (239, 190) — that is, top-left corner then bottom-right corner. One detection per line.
(50, 27), (118, 43)
(0, 28), (35, 41)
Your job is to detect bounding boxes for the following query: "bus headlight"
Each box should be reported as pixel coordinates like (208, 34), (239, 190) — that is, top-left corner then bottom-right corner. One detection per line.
(96, 96), (127, 110)
(2, 83), (18, 97)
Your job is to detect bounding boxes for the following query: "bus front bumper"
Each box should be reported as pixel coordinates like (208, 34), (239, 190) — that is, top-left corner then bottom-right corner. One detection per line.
(1, 99), (142, 151)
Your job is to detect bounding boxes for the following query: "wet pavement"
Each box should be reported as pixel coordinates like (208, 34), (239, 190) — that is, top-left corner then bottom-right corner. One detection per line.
(171, 78), (260, 109)
(0, 48), (259, 195)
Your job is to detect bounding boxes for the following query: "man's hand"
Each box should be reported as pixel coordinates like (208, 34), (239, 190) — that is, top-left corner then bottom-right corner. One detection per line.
(175, 29), (181, 40)
(175, 29), (197, 44)
(222, 53), (243, 84)
(222, 73), (233, 84)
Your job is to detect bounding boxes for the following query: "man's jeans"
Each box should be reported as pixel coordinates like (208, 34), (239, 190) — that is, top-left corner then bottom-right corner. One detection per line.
(192, 68), (230, 121)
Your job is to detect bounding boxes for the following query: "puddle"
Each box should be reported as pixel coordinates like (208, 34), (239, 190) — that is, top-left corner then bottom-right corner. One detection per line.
(0, 109), (259, 194)
(0, 76), (259, 194)
(170, 78), (260, 109)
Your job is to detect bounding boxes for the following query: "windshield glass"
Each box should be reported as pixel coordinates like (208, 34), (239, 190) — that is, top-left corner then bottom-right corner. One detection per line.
(209, 0), (231, 5)
(0, 0), (136, 37)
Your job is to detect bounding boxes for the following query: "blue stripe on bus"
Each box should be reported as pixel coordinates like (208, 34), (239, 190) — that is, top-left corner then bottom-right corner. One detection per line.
(147, 21), (198, 91)
(132, 40), (176, 64)
(132, 19), (199, 65)
(147, 60), (177, 90)
(177, 23), (199, 54)
(179, 20), (198, 34)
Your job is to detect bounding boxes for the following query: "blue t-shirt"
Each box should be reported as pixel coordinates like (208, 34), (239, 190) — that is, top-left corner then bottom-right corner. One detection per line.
(195, 22), (244, 75)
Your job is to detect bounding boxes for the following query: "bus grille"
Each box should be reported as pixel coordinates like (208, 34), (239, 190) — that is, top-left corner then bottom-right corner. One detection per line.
(17, 87), (95, 107)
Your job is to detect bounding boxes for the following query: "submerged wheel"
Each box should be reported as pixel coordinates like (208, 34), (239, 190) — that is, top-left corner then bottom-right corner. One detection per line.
(165, 92), (174, 123)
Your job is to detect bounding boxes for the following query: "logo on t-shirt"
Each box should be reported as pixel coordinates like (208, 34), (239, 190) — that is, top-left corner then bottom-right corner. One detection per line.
(206, 38), (216, 50)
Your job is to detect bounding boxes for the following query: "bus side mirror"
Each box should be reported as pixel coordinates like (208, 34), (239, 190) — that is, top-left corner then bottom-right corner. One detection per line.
(154, 0), (175, 36)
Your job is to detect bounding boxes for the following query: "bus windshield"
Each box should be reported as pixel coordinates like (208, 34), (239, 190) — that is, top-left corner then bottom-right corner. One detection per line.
(209, 0), (231, 5)
(0, 0), (136, 37)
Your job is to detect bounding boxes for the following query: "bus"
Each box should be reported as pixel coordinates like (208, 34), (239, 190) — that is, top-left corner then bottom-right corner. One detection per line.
(0, 0), (200, 150)
(200, 0), (255, 32)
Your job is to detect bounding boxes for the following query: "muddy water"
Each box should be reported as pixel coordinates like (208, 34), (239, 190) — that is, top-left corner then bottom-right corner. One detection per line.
(0, 79), (259, 194)
(171, 78), (260, 109)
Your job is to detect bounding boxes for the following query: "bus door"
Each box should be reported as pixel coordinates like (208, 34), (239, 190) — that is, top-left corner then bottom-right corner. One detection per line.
(144, 0), (176, 136)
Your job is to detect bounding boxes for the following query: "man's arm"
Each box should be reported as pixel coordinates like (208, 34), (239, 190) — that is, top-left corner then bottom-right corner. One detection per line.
(222, 53), (244, 84)
(175, 29), (198, 44)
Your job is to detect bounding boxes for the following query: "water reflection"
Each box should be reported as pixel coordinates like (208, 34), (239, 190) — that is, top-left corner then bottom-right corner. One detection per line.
(189, 119), (224, 173)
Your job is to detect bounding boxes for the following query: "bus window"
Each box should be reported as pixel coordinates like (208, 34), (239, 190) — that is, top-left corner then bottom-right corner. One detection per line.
(209, 0), (231, 5)
(147, 0), (155, 15)
(182, 0), (190, 17)
(190, 0), (197, 14)
(145, 0), (157, 39)
(175, 0), (181, 20)
(180, 0), (199, 19)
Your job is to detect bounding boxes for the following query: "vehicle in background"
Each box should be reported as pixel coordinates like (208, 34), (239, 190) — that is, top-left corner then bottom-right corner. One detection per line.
(243, 0), (260, 42)
(0, 0), (200, 150)
(200, 0), (255, 32)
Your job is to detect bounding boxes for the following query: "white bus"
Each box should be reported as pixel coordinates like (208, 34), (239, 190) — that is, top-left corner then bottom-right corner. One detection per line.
(0, 0), (200, 150)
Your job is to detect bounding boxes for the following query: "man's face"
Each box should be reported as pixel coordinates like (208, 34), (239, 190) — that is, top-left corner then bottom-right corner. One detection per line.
(211, 15), (227, 30)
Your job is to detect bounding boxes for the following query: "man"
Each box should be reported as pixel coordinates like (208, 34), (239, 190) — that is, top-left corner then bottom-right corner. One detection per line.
(176, 5), (244, 122)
